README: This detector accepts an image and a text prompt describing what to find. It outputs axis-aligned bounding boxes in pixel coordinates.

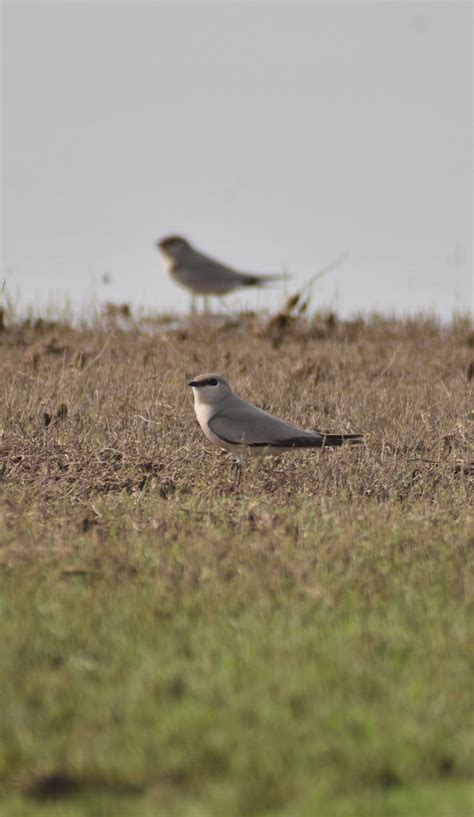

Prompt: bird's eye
[208,378,218,386]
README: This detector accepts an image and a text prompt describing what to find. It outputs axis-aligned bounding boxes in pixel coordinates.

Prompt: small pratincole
[157,236,285,311]
[188,373,362,481]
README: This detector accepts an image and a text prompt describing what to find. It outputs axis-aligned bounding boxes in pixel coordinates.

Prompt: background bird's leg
[190,294,197,315]
[203,295,210,314]
[218,296,232,315]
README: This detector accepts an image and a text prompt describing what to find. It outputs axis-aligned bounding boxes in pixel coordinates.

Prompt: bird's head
[187,373,232,405]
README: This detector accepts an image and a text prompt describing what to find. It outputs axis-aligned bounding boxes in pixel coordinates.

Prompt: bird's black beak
[188,380,199,387]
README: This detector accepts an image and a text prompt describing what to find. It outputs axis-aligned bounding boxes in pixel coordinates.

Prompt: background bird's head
[157,235,191,262]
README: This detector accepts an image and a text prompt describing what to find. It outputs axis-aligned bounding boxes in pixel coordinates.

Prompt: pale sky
[2,1,472,318]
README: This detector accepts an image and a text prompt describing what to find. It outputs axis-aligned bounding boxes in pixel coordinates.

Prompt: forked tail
[321,433,363,447]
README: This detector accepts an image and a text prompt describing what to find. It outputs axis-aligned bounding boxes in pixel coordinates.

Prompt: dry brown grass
[0,310,472,514]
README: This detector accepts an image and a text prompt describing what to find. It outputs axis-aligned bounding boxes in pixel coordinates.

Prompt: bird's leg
[203,295,210,314]
[231,458,243,488]
[190,294,197,315]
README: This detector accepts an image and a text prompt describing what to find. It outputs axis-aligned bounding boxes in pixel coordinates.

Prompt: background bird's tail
[244,273,287,287]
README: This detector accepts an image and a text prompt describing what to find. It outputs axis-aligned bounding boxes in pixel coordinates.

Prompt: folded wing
[183,250,284,292]
[209,401,360,449]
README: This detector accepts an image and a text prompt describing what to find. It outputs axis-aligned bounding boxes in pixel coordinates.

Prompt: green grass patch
[1,496,472,816]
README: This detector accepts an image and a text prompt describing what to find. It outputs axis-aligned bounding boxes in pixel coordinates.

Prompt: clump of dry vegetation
[0,306,472,817]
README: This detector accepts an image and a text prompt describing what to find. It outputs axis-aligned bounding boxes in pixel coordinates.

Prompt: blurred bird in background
[157,235,286,313]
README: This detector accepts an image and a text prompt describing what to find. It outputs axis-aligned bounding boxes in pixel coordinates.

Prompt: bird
[188,373,362,483]
[157,236,286,313]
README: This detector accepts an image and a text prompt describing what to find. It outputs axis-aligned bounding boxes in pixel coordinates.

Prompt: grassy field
[0,305,473,816]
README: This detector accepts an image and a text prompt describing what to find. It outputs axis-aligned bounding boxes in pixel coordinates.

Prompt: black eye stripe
[189,377,220,388]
